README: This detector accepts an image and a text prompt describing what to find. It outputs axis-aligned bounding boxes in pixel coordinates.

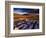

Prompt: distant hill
[13,13,39,22]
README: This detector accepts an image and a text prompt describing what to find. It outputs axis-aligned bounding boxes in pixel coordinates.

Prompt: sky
[13,8,39,14]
